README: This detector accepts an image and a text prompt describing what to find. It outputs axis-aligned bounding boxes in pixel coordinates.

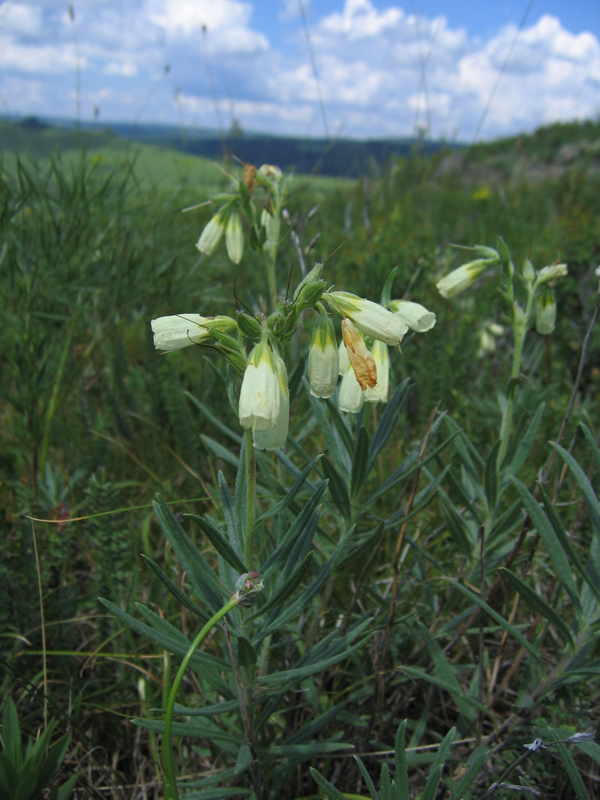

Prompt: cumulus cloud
[0,0,597,140]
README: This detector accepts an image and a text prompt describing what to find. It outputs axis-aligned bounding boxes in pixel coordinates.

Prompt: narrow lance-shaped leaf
[249,552,314,619]
[510,477,583,616]
[187,515,247,574]
[395,719,410,800]
[350,425,370,502]
[551,441,600,536]
[322,455,352,521]
[500,567,575,647]
[141,555,211,623]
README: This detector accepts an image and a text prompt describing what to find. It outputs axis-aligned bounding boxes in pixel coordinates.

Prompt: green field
[1,116,600,800]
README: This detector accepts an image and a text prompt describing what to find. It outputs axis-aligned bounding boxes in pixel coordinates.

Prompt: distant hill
[0,115,458,178]
[1,115,599,181]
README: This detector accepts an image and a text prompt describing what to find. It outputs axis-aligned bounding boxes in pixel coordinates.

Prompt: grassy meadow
[1,117,600,799]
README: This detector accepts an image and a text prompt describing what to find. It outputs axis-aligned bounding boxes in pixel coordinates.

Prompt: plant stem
[162,596,240,800]
[243,429,256,569]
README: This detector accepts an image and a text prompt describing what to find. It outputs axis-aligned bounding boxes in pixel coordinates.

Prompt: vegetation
[1,114,600,799]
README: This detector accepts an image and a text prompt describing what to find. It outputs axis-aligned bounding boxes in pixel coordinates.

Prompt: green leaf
[440,580,543,663]
[185,392,242,445]
[499,568,575,647]
[218,472,242,559]
[355,755,380,800]
[395,720,410,800]
[254,455,322,524]
[452,745,490,800]
[200,435,239,468]
[380,266,397,307]
[322,455,352,520]
[438,494,474,556]
[309,767,348,800]
[235,744,251,774]
[141,555,211,623]
[551,441,600,535]
[580,423,600,471]
[538,483,600,605]
[187,515,247,574]
[249,552,313,620]
[367,378,411,472]
[306,384,351,476]
[350,426,370,502]
[548,727,590,800]
[502,403,545,476]
[284,704,344,745]
[172,699,239,717]
[421,728,456,800]
[510,478,583,616]
[418,623,477,722]
[2,699,21,769]
[153,494,226,612]
[325,397,356,459]
[237,636,257,667]
[258,633,371,687]
[484,440,500,511]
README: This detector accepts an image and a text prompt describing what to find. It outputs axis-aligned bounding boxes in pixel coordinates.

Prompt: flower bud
[234,571,265,607]
[308,312,339,398]
[225,210,244,264]
[535,287,556,334]
[236,311,263,341]
[536,263,568,285]
[522,258,535,285]
[389,299,436,332]
[436,259,492,298]
[295,279,326,312]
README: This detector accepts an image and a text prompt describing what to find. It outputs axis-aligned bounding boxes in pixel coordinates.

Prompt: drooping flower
[225,210,244,264]
[327,291,407,346]
[308,312,339,398]
[535,287,557,335]
[151,314,210,351]
[253,355,289,451]
[436,259,491,298]
[389,299,436,332]
[338,365,365,414]
[364,340,390,403]
[239,342,280,432]
[477,322,504,359]
[341,319,377,390]
[196,209,226,256]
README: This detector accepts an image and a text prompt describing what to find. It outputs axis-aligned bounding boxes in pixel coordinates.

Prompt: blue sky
[0,0,598,141]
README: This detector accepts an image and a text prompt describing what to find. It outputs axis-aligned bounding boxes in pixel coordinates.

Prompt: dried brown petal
[243,163,256,192]
[341,318,377,390]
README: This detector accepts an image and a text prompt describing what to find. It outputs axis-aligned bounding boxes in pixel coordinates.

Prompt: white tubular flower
[389,300,436,332]
[436,259,491,298]
[338,366,365,414]
[535,287,557,335]
[258,164,282,182]
[338,339,350,375]
[364,340,390,404]
[260,208,277,242]
[308,312,339,398]
[536,263,568,285]
[196,210,225,256]
[151,314,210,351]
[328,291,407,346]
[151,315,236,352]
[239,343,280,432]
[225,210,244,264]
[253,355,289,451]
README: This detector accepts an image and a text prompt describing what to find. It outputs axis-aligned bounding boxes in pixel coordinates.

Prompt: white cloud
[0,0,598,141]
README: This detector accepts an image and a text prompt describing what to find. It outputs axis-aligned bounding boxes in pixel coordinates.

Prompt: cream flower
[225,210,244,264]
[327,291,407,346]
[364,340,390,403]
[151,314,210,351]
[535,287,557,335]
[389,300,436,332]
[338,366,365,414]
[253,355,289,451]
[436,259,491,298]
[196,210,226,256]
[308,313,339,399]
[239,343,280,432]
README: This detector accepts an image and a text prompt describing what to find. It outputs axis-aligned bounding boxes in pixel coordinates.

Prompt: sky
[0,0,598,142]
